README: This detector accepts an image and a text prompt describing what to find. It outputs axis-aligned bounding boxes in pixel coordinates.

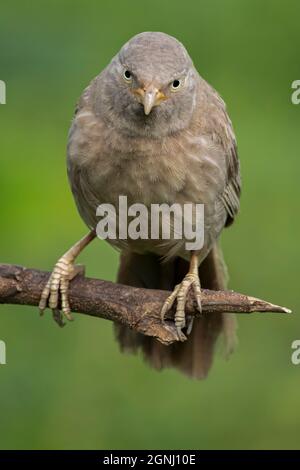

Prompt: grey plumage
[67,32,241,378]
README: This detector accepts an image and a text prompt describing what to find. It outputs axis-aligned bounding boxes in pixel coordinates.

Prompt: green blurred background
[0,0,299,450]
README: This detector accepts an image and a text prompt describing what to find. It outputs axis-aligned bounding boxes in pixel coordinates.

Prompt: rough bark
[0,263,291,345]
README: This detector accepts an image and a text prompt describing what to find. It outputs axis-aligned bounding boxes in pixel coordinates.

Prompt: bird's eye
[171,79,181,91]
[123,70,132,82]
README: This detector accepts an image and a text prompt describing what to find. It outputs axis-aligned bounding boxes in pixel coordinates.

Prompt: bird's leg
[39,230,96,326]
[161,251,202,341]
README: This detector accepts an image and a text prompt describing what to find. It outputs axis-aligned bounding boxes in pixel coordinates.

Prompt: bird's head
[97,32,198,137]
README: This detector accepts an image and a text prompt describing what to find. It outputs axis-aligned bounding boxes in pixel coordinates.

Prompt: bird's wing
[202,83,241,227]
[220,134,241,227]
[67,77,102,229]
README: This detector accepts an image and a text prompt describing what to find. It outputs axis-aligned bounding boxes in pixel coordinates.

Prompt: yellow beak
[133,86,167,115]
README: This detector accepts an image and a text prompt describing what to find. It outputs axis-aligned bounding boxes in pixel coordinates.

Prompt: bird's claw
[39,257,84,327]
[161,272,202,342]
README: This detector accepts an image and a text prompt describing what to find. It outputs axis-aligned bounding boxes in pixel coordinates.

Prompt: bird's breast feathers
[68,106,227,210]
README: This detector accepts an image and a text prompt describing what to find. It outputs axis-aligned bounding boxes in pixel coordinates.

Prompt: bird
[39,31,241,379]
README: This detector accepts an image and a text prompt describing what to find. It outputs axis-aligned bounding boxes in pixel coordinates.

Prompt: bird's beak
[143,88,158,115]
[133,85,167,115]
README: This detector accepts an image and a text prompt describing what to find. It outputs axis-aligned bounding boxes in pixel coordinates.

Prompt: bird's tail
[114,244,237,379]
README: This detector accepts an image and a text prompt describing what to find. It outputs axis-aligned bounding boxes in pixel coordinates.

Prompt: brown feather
[115,244,236,379]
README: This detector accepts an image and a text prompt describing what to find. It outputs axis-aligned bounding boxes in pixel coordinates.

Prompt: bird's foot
[161,271,202,342]
[39,257,84,327]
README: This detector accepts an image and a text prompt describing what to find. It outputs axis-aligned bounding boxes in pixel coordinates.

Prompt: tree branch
[0,263,291,345]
